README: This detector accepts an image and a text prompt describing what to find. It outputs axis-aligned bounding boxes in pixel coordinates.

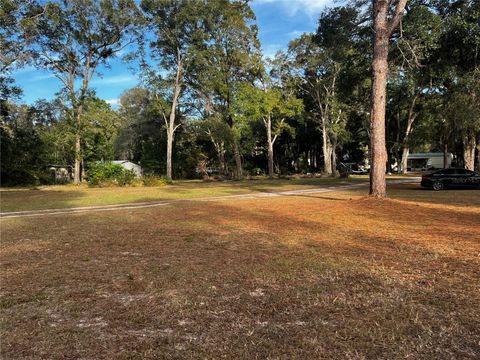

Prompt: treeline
[1,0,479,186]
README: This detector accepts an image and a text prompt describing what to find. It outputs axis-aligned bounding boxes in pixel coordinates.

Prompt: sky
[12,0,333,107]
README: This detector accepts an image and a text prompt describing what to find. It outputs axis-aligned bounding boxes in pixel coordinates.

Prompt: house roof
[111,160,140,166]
[47,164,73,168]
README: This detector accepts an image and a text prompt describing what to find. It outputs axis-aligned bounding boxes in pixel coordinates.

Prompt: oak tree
[24,0,140,183]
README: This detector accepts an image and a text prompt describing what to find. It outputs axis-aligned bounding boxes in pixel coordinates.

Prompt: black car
[421,168,480,191]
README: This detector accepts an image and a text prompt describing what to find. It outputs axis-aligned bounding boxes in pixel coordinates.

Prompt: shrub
[116,168,137,186]
[0,168,50,186]
[142,174,169,187]
[87,162,136,187]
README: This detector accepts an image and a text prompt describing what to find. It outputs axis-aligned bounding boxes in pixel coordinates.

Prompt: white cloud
[105,98,120,106]
[32,74,55,81]
[91,75,137,85]
[288,30,311,38]
[262,43,283,60]
[253,0,332,17]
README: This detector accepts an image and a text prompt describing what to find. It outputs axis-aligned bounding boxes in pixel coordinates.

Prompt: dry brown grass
[1,186,479,359]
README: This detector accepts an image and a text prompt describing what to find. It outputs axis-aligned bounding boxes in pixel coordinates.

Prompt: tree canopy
[1,0,479,186]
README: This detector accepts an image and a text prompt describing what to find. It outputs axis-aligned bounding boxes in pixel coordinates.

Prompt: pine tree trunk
[369,2,390,197]
[464,135,476,171]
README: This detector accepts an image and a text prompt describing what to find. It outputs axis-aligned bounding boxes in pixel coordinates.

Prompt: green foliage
[82,98,121,163]
[0,0,43,102]
[234,81,303,147]
[17,0,142,182]
[141,0,207,74]
[26,0,141,86]
[86,162,136,187]
[3,0,480,184]
[0,101,53,186]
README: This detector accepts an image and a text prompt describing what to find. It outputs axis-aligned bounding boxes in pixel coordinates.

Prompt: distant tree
[283,23,354,176]
[23,0,140,183]
[234,80,303,178]
[444,76,480,171]
[193,0,262,179]
[117,87,163,170]
[141,0,207,180]
[432,0,480,170]
[282,34,336,175]
[82,98,121,163]
[389,4,441,173]
[196,115,233,175]
[0,99,59,185]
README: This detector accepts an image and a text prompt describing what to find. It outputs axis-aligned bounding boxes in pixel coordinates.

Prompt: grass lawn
[0,176,369,212]
[1,183,479,358]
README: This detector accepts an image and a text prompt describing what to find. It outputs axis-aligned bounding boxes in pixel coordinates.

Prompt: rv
[407,152,453,171]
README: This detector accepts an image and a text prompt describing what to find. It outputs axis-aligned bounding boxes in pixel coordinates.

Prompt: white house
[111,160,143,177]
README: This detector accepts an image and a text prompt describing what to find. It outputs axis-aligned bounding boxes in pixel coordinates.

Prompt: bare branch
[387,0,408,36]
[163,113,168,127]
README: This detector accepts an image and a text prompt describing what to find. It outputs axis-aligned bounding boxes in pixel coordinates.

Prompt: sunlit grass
[0,176,366,212]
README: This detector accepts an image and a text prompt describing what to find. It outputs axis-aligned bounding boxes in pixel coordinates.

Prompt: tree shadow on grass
[0,189,89,212]
[0,176,370,214]
[1,196,479,359]
[385,183,480,208]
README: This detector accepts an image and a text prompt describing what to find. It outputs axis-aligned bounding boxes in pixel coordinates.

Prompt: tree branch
[387,0,408,36]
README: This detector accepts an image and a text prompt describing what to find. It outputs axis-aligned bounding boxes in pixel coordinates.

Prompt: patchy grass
[0,176,366,212]
[1,184,479,359]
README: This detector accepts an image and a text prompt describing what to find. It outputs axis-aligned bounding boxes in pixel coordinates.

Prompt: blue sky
[12,0,333,106]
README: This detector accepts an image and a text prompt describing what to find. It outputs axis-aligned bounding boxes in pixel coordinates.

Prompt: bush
[142,174,169,187]
[87,162,136,187]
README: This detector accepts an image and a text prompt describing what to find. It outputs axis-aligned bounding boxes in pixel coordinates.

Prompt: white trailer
[407,152,453,171]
